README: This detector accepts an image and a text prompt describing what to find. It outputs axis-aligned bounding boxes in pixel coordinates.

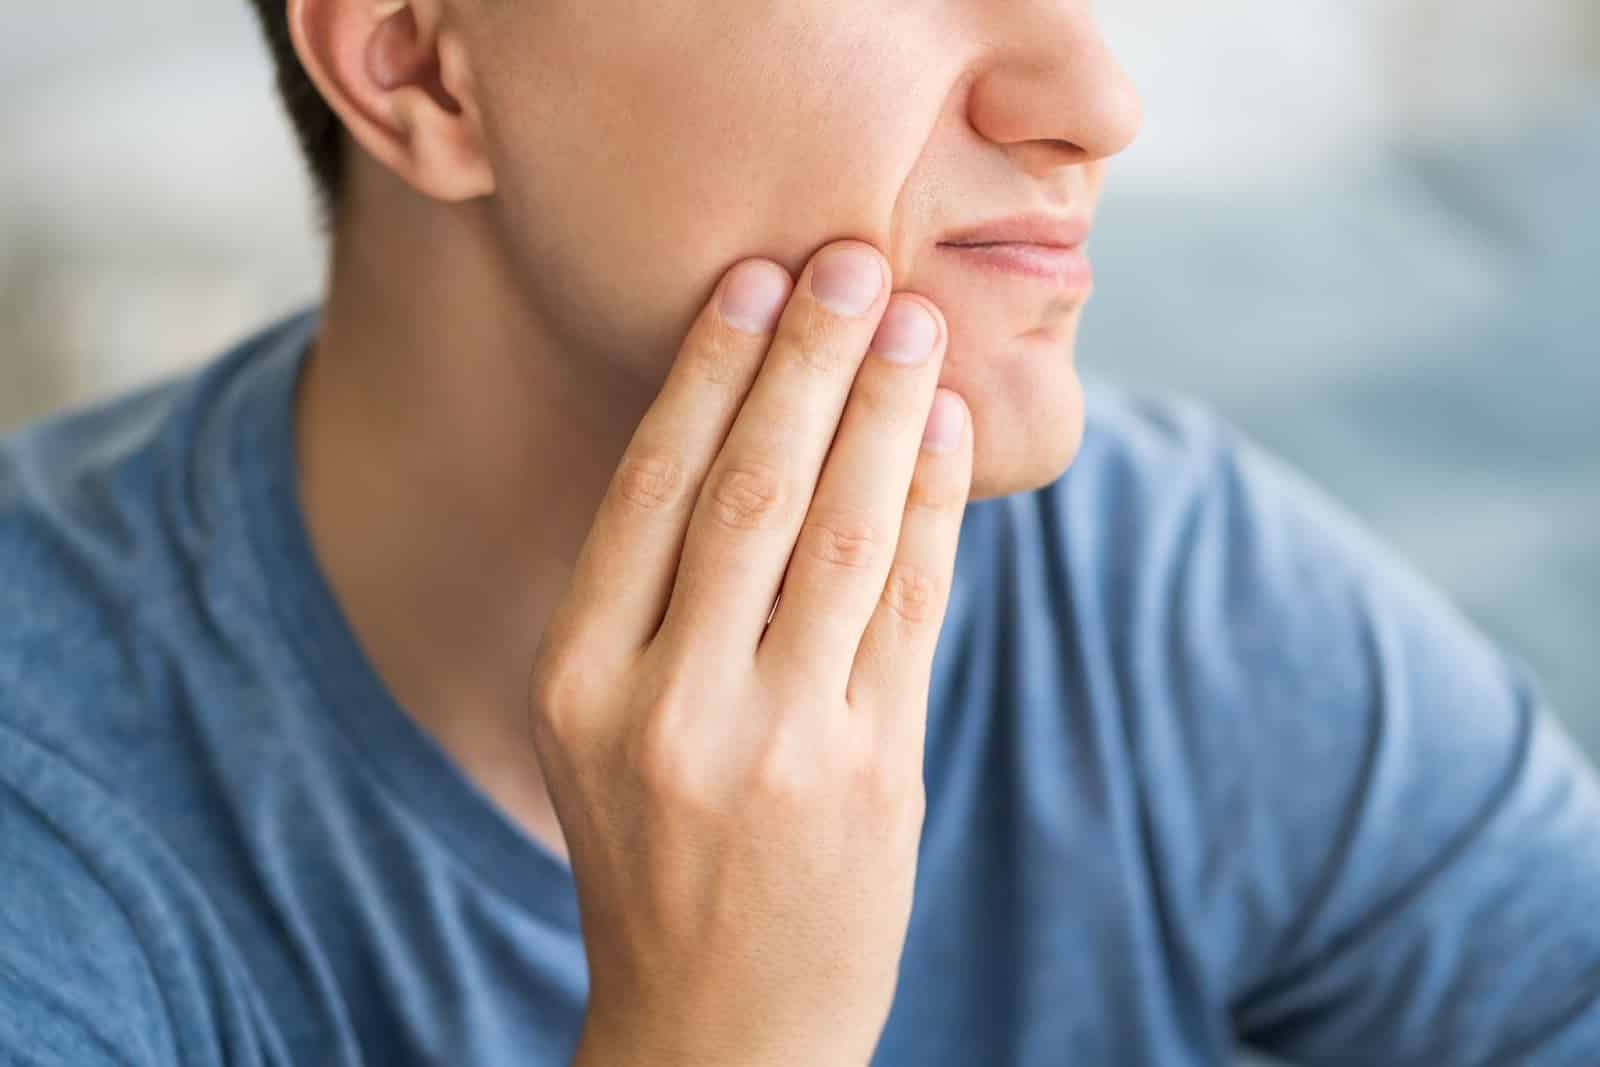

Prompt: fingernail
[720,260,790,334]
[922,389,964,453]
[871,300,938,366]
[811,244,885,316]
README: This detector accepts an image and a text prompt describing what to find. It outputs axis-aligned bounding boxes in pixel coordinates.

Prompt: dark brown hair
[245,1,345,216]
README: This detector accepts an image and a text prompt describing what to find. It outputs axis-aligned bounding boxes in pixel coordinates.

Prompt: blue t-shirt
[3,308,1599,1066]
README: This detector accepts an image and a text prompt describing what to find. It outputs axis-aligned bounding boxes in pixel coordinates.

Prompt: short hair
[245,0,345,217]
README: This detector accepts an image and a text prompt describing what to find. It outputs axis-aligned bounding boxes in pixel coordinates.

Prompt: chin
[964,368,1086,502]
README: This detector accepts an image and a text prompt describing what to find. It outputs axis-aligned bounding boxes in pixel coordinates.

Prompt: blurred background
[2,7,1596,758]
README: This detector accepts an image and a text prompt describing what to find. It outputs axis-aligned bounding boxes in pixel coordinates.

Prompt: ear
[287,0,496,202]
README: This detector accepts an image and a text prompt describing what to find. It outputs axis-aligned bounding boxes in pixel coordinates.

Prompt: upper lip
[938,213,1092,249]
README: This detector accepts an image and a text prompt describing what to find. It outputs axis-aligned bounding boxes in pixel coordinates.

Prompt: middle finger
[656,238,891,659]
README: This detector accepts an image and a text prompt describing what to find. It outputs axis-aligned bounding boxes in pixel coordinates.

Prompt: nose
[965,8,1144,171]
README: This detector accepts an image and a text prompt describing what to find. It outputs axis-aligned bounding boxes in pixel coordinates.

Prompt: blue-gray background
[1084,99,1600,756]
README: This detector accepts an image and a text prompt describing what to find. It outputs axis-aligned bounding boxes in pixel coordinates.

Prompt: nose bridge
[966,3,1144,164]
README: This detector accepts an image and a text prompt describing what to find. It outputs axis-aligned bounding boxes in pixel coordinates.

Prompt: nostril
[1011,138,1086,176]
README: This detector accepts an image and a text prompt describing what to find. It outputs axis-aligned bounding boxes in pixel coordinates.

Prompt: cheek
[598,8,948,247]
[471,8,951,376]
[635,31,947,277]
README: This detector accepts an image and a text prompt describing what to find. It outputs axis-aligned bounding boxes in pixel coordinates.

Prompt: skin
[540,242,973,1065]
[284,2,1139,1052]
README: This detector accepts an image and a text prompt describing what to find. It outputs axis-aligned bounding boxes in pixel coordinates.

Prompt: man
[3,0,1597,1063]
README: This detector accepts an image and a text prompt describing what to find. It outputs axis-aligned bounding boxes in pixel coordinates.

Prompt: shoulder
[0,372,198,731]
[0,380,203,978]
[0,370,189,576]
[0,311,316,804]
[0,322,310,1063]
[0,728,181,1064]
[1,374,180,693]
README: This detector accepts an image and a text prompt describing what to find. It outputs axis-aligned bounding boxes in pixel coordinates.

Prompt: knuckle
[629,699,711,805]
[798,509,881,570]
[529,647,596,739]
[881,560,940,625]
[843,727,918,823]
[748,712,835,808]
[614,449,686,513]
[870,371,921,422]
[850,367,922,425]
[773,302,849,376]
[688,325,749,387]
[851,750,901,817]
[706,460,787,531]
[751,738,818,808]
[905,462,970,514]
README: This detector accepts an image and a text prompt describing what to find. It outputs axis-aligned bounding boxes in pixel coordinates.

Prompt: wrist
[573,1011,831,1067]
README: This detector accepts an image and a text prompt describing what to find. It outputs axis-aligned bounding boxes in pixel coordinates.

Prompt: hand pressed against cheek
[465,0,1137,499]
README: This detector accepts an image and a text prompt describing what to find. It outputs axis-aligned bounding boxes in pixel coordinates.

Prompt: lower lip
[936,242,1093,289]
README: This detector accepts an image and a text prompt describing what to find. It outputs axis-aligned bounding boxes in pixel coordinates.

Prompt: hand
[531,239,973,1067]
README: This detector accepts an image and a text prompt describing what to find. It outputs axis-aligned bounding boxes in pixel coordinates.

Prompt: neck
[293,170,655,839]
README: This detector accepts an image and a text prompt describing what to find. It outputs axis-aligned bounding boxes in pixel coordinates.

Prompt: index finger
[549,259,794,660]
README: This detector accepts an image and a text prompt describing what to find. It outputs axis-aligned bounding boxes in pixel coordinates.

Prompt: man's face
[460,0,1141,500]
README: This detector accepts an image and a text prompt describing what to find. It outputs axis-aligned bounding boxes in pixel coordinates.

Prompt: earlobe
[287,0,495,204]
